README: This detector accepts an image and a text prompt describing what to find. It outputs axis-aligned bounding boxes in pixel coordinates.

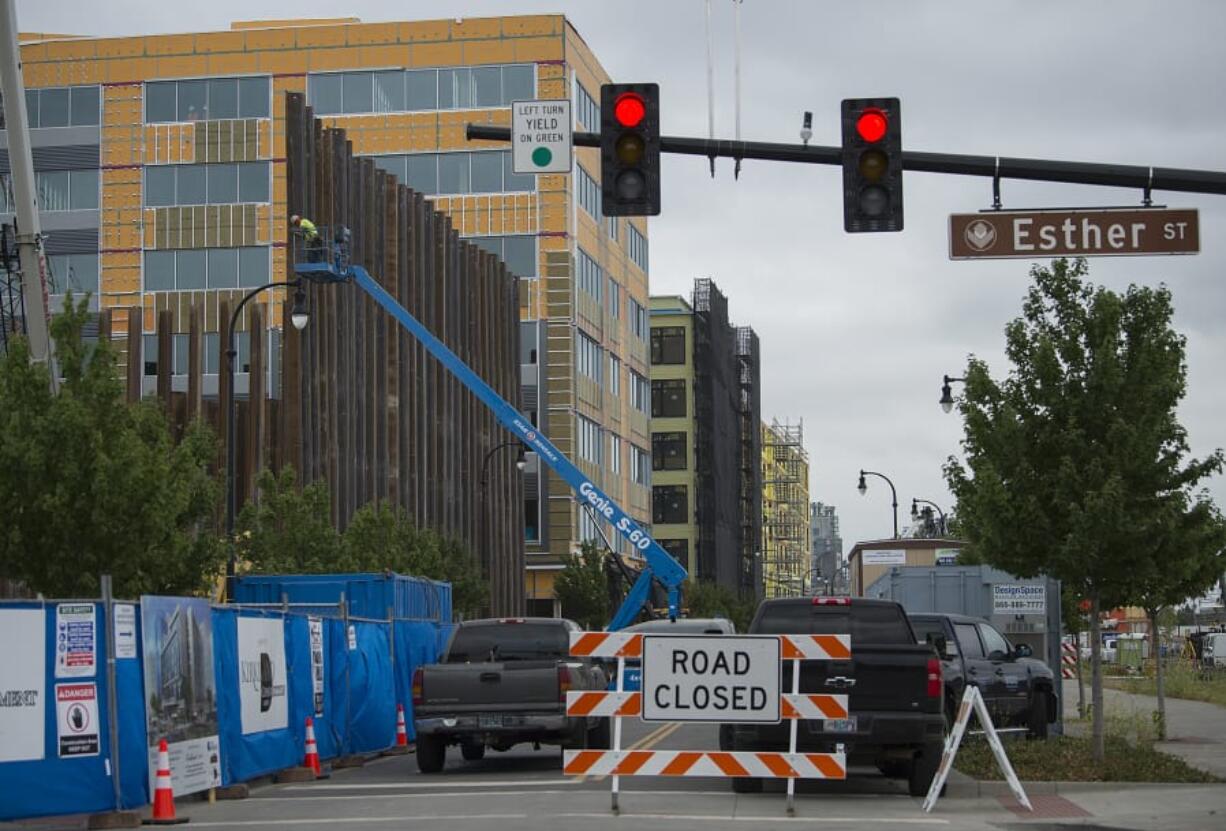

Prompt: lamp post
[858,469,899,539]
[225,279,309,599]
[940,374,966,413]
[480,441,526,614]
[911,497,947,536]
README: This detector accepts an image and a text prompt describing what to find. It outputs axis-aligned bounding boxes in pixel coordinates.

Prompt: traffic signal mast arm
[294,259,689,630]
[467,124,1226,196]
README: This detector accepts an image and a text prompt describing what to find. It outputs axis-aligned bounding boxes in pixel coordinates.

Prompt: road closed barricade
[565,630,851,814]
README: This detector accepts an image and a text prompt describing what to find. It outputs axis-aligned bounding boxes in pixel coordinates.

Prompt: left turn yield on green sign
[512,99,572,175]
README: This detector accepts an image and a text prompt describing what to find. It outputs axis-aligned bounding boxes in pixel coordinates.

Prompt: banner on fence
[0,608,45,763]
[141,596,221,796]
[309,618,325,717]
[55,683,99,757]
[238,617,287,734]
[56,603,96,678]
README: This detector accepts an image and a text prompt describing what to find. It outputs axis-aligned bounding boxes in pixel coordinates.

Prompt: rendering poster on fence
[55,603,96,678]
[308,617,325,717]
[140,597,221,795]
[55,683,99,757]
[237,617,288,734]
[0,608,45,762]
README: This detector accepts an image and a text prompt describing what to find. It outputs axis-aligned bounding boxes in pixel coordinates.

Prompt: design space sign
[56,603,96,678]
[56,683,99,757]
[238,617,288,734]
[0,608,46,762]
[641,635,780,723]
[993,584,1046,614]
[862,549,906,566]
[950,208,1199,259]
[512,99,573,174]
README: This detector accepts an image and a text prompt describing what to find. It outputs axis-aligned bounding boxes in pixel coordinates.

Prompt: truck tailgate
[788,645,935,712]
[420,661,560,713]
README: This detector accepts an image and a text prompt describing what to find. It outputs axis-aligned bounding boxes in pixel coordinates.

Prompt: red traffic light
[855,108,888,143]
[613,92,647,128]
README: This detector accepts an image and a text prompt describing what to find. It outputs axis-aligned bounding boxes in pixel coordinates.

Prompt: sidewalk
[1062,677,1226,778]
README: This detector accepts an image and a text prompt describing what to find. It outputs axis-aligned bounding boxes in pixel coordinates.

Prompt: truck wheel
[1027,690,1050,740]
[907,746,941,798]
[588,717,611,749]
[461,741,486,761]
[731,776,763,794]
[416,734,446,774]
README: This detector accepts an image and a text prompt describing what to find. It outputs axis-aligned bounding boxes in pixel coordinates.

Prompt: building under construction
[762,419,810,598]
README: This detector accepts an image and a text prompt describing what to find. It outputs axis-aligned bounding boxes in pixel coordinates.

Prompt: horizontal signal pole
[466,123,1226,196]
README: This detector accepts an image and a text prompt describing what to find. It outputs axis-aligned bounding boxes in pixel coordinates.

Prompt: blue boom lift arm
[295,256,688,629]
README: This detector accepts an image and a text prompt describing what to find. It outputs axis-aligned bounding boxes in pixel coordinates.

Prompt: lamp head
[290,283,309,331]
[516,448,526,471]
[857,472,867,496]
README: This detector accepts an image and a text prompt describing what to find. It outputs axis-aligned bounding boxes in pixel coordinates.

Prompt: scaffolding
[762,418,810,598]
[0,223,25,357]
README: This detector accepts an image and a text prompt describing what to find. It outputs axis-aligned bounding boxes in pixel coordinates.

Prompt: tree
[554,542,609,629]
[943,258,1225,762]
[0,297,224,598]
[235,466,341,574]
[684,579,757,633]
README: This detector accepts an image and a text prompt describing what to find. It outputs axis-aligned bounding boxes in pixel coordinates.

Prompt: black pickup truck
[411,618,609,773]
[908,613,1057,738]
[722,597,946,796]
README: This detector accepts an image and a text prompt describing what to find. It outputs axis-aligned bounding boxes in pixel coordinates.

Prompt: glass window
[143,334,158,376]
[503,65,534,103]
[173,333,189,375]
[176,165,207,204]
[144,250,176,291]
[38,88,70,127]
[438,153,469,194]
[176,249,207,290]
[472,66,501,108]
[405,154,438,195]
[73,254,99,294]
[652,432,687,471]
[406,70,437,110]
[37,170,70,211]
[145,82,176,123]
[237,162,268,202]
[374,155,407,181]
[206,78,238,120]
[651,378,686,418]
[177,80,207,121]
[651,326,686,365]
[503,151,533,192]
[69,169,99,210]
[470,151,503,193]
[207,163,238,204]
[660,538,688,564]
[439,68,471,109]
[24,89,38,127]
[978,624,1011,658]
[238,247,269,287]
[70,86,100,126]
[342,72,373,114]
[503,236,535,277]
[310,74,343,115]
[203,332,220,374]
[653,485,688,525]
[238,77,270,119]
[145,166,176,206]
[373,70,405,112]
[954,623,985,659]
[207,248,238,288]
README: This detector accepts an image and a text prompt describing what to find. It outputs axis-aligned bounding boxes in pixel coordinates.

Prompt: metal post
[341,592,351,756]
[101,575,123,811]
[611,654,624,814]
[786,656,799,816]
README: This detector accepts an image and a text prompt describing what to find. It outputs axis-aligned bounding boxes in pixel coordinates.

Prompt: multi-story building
[809,502,843,593]
[648,279,761,598]
[6,15,652,616]
[761,419,810,598]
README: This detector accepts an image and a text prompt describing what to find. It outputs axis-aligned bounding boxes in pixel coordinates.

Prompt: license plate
[823,717,857,733]
[478,714,503,729]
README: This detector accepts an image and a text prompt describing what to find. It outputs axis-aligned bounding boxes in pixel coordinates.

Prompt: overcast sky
[20,0,1226,560]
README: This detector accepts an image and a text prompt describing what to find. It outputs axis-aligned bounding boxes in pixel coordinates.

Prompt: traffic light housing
[841,98,903,232]
[601,83,660,216]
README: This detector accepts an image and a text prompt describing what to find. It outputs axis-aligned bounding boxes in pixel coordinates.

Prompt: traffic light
[841,98,903,232]
[601,83,660,216]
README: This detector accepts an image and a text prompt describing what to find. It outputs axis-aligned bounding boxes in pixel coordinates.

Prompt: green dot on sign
[532,146,553,167]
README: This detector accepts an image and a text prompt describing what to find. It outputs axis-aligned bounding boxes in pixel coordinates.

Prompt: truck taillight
[558,664,573,702]
[926,657,942,698]
[812,597,850,605]
[412,667,424,707]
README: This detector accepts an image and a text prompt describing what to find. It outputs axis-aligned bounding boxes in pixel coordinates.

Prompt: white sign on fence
[55,603,96,678]
[308,617,325,717]
[511,99,572,174]
[641,635,780,723]
[113,603,137,659]
[862,549,906,566]
[56,682,99,757]
[993,584,1046,614]
[237,617,288,735]
[0,608,45,762]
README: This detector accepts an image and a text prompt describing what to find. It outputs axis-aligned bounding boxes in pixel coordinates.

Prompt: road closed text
[641,635,780,723]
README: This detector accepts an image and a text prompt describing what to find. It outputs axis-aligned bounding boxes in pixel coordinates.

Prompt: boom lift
[295,240,687,630]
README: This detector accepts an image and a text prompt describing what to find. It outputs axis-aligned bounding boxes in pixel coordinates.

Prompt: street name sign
[512,99,572,174]
[641,635,780,723]
[950,208,1198,259]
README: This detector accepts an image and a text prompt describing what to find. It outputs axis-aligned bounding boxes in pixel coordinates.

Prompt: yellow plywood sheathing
[461,39,516,65]
[295,26,348,48]
[502,15,563,37]
[193,30,247,53]
[241,27,297,51]
[397,20,452,43]
[345,22,398,45]
[409,40,462,67]
[308,47,364,72]
[450,18,503,40]
[258,50,309,74]
[513,37,563,62]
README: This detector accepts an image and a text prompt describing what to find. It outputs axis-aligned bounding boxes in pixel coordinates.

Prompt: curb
[945,771,1222,798]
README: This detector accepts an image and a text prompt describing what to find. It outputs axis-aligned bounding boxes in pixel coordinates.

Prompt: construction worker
[290,214,322,262]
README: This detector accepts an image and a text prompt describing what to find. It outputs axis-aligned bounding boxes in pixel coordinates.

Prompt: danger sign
[56,683,99,757]
[641,635,780,723]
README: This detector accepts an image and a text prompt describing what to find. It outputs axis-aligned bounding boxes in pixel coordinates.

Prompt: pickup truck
[411,617,609,773]
[721,597,945,796]
[909,613,1057,738]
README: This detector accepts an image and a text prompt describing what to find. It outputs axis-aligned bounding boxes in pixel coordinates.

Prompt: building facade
[809,502,843,593]
[6,15,651,616]
[648,279,761,598]
[761,419,810,598]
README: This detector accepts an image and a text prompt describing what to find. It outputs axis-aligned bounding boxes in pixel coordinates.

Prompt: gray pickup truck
[411,617,609,773]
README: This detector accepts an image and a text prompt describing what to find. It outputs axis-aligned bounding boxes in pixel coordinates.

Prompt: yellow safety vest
[298,218,319,240]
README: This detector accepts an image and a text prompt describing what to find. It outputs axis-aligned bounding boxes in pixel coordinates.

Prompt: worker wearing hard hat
[291,214,322,261]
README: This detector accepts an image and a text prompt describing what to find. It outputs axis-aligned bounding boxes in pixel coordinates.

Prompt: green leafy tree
[944,259,1224,761]
[554,542,609,629]
[684,579,757,633]
[0,296,224,598]
[235,466,341,573]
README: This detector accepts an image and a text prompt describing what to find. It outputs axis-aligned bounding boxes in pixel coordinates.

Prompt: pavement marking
[249,790,582,802]
[556,814,948,824]
[280,778,580,791]
[592,722,683,783]
[186,815,530,828]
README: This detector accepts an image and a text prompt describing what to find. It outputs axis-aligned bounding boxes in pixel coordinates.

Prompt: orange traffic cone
[304,717,322,777]
[395,704,408,747]
[143,738,189,825]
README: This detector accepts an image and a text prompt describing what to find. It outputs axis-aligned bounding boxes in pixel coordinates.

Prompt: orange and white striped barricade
[1061,641,1078,679]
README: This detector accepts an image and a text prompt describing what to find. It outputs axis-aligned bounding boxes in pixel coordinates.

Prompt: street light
[480,441,526,614]
[940,374,966,413]
[290,283,309,331]
[858,469,899,539]
[911,497,947,536]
